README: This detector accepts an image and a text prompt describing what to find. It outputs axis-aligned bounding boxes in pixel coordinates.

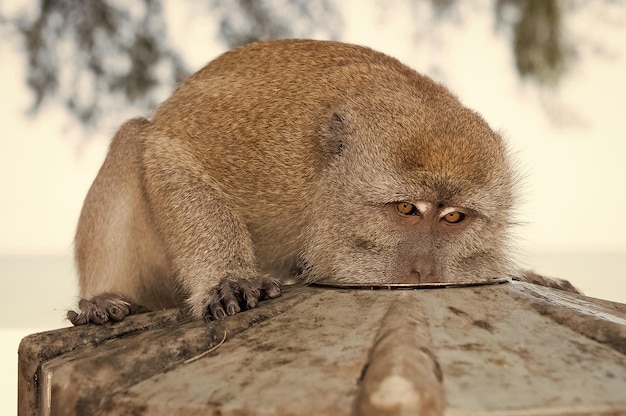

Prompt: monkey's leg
[71,119,179,325]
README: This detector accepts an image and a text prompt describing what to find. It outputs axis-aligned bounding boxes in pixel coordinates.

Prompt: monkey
[68,39,576,325]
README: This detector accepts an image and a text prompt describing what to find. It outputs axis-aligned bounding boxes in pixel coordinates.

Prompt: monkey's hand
[513,270,583,295]
[67,293,149,325]
[202,276,282,321]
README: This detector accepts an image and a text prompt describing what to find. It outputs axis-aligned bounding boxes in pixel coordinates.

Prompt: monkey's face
[380,200,476,283]
[301,186,514,285]
[301,89,517,285]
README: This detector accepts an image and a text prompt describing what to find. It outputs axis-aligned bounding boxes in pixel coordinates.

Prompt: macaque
[69,39,563,325]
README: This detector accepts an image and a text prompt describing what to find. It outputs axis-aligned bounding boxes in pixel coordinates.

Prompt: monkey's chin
[311,276,510,289]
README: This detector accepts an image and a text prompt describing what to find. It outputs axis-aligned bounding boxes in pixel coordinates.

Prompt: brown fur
[71,39,529,324]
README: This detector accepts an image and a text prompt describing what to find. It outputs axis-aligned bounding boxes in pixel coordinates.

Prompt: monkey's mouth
[311,276,510,290]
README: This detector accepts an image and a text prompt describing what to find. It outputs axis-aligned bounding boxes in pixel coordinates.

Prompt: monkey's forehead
[345,107,510,185]
[396,138,509,183]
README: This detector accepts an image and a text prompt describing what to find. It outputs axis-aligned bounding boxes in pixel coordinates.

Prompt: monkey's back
[144,40,506,269]
[148,40,441,213]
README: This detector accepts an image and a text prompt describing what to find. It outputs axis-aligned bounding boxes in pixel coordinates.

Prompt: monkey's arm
[142,137,281,320]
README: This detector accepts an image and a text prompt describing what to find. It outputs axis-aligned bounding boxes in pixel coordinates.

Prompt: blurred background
[1,0,625,413]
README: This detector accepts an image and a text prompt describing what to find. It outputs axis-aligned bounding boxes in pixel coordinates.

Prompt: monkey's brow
[382,190,425,201]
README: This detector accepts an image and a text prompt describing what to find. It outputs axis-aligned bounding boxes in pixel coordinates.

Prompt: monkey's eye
[395,202,419,216]
[442,211,466,224]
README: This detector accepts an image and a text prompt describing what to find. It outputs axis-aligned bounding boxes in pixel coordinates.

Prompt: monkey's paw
[515,271,583,295]
[204,277,282,321]
[67,294,147,325]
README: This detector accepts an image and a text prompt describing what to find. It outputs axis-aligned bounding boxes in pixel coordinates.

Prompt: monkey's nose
[397,256,438,284]
[397,270,424,284]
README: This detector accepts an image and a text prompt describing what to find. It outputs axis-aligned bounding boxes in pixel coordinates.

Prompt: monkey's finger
[206,287,227,320]
[67,310,88,326]
[237,281,261,310]
[107,304,129,322]
[260,280,282,299]
[128,304,150,315]
[90,309,109,324]
[92,296,131,322]
[218,281,241,316]
[77,298,109,324]
[208,301,227,320]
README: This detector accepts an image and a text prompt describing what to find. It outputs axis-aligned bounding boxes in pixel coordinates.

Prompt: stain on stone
[251,342,275,353]
[507,346,531,360]
[457,342,486,351]
[205,400,223,410]
[487,357,509,367]
[268,358,294,366]
[570,340,592,355]
[309,356,327,367]
[277,345,307,354]
[448,306,468,316]
[419,346,444,383]
[473,319,494,333]
[445,360,470,378]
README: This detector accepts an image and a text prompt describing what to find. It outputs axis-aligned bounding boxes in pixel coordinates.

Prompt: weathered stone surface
[18,281,626,415]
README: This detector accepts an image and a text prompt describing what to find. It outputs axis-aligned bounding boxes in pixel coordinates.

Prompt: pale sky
[1,1,625,256]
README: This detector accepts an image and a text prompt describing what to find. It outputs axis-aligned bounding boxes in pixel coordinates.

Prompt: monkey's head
[301,69,518,285]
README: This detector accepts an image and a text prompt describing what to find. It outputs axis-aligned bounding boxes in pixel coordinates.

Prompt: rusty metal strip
[312,277,509,290]
[354,291,445,416]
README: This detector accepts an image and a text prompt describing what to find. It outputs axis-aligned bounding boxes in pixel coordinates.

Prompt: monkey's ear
[320,112,348,156]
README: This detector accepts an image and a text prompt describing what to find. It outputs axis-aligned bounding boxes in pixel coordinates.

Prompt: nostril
[411,256,439,283]
[394,269,422,284]
[410,269,422,283]
[396,256,439,284]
